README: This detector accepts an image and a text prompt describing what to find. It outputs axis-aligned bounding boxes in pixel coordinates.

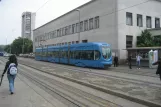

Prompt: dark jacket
[153,60,161,74]
[3,61,18,75]
[114,56,118,62]
[128,56,132,62]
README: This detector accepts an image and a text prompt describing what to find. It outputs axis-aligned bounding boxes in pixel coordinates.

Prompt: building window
[137,14,143,27]
[48,33,50,39]
[51,31,54,38]
[95,16,99,28]
[49,33,51,39]
[68,25,72,34]
[76,41,79,44]
[72,24,75,34]
[146,16,152,28]
[26,19,30,24]
[84,20,88,31]
[65,27,68,35]
[154,35,161,46]
[49,32,52,39]
[89,18,94,30]
[82,40,88,43]
[76,23,80,33]
[62,27,65,36]
[126,12,133,26]
[54,31,56,38]
[126,35,133,48]
[68,42,71,45]
[59,29,62,37]
[45,34,48,40]
[80,21,83,32]
[155,18,160,28]
[57,29,59,37]
[72,41,75,44]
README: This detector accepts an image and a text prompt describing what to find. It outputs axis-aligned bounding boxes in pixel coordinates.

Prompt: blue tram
[35,42,112,68]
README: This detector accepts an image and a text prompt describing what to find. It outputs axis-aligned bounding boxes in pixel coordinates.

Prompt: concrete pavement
[17,58,161,107]
[0,64,54,107]
[1,57,161,107]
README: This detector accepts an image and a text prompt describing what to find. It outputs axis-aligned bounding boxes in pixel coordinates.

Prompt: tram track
[19,70,83,107]
[18,57,157,78]
[1,57,161,107]
[0,57,122,107]
[17,58,161,86]
[19,65,120,107]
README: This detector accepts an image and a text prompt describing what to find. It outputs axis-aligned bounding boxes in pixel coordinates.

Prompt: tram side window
[94,51,100,60]
[38,52,40,56]
[41,52,43,56]
[41,52,44,56]
[45,51,47,57]
[61,51,64,58]
[39,52,42,56]
[52,51,59,58]
[86,51,94,60]
[48,52,52,57]
[74,50,94,60]
[47,52,49,57]
[52,51,55,57]
[61,51,66,58]
[60,50,67,58]
[70,51,75,59]
[75,51,80,59]
[80,51,86,60]
[59,51,62,58]
[35,52,38,56]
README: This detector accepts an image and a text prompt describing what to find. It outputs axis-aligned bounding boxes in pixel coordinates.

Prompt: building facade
[21,12,36,41]
[148,28,161,36]
[33,0,161,62]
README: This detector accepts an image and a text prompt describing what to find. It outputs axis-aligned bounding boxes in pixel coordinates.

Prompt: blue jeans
[7,74,16,93]
[136,61,140,68]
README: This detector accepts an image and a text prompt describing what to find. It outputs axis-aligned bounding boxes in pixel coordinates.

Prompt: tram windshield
[102,46,111,59]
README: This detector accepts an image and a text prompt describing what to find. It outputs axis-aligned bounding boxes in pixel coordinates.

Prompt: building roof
[33,0,95,31]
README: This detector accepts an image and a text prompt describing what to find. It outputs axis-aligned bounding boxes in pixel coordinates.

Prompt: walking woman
[2,55,18,94]
[153,58,161,81]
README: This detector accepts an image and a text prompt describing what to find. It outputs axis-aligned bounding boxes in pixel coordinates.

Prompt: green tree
[153,35,161,46]
[137,29,154,47]
[4,37,33,55]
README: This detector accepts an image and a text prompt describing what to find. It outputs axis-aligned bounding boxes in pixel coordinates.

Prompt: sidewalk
[0,64,54,107]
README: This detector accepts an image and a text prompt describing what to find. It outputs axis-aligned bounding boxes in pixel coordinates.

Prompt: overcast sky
[0,0,91,45]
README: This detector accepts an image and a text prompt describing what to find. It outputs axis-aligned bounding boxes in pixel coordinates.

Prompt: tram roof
[47,42,111,48]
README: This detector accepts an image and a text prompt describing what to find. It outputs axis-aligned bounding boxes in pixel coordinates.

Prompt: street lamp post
[76,9,80,43]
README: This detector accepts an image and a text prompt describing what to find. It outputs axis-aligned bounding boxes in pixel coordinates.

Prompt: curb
[20,62,161,107]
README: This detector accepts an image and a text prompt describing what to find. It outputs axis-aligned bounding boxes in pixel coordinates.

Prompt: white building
[33,0,161,63]
[22,12,36,41]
